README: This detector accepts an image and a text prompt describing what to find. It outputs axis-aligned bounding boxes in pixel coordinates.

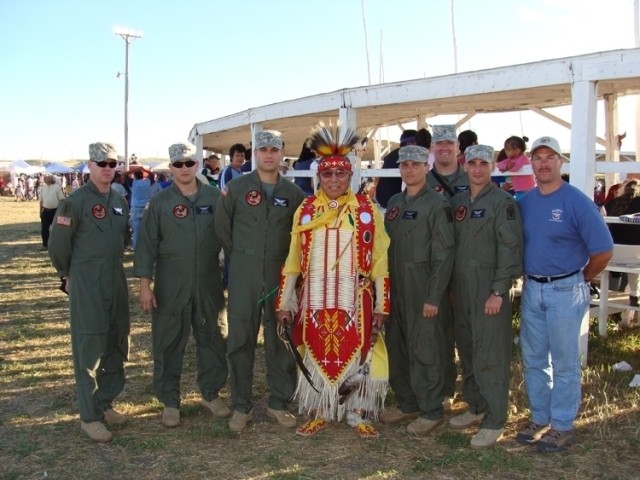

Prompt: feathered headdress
[307,122,361,172]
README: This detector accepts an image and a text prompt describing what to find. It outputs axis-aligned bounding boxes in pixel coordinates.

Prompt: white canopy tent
[74,163,90,174]
[146,161,171,172]
[45,162,75,174]
[0,161,14,171]
[3,159,44,175]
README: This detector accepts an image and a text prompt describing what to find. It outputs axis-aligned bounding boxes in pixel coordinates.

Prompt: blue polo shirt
[519,182,613,277]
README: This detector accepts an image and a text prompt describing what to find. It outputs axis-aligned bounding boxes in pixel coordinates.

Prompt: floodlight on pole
[114,27,143,171]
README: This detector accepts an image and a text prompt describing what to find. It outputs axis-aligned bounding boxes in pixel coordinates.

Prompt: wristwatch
[491,290,503,297]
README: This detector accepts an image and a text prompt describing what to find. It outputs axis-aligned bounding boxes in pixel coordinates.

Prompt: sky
[0,0,638,161]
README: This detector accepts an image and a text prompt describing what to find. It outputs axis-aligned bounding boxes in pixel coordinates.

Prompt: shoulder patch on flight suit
[402,210,418,220]
[92,204,106,219]
[386,206,400,221]
[56,216,71,226]
[454,206,467,222]
[112,207,124,216]
[196,205,213,214]
[471,209,485,218]
[173,204,189,218]
[506,205,516,220]
[272,197,289,207]
[246,190,262,206]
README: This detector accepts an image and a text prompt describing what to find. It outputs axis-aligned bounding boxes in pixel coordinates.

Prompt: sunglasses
[319,169,350,179]
[93,160,117,168]
[172,160,197,168]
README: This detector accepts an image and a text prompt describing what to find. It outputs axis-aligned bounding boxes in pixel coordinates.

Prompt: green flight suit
[48,181,130,423]
[451,184,523,429]
[426,166,469,399]
[384,185,455,420]
[133,181,228,408]
[214,171,304,413]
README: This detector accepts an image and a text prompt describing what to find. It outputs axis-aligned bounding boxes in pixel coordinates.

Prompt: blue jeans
[130,206,145,250]
[520,272,589,431]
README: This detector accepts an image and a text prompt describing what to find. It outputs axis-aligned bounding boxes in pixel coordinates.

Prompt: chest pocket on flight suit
[467,210,496,267]
[158,205,190,257]
[402,212,429,264]
[232,199,261,254]
[194,204,216,245]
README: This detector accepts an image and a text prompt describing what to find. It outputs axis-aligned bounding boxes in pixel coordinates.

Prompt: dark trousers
[40,207,57,247]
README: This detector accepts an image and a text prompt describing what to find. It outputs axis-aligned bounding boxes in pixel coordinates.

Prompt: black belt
[526,270,580,283]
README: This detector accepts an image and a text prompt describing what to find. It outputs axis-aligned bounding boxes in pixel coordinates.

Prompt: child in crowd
[457,130,478,166]
[497,135,536,200]
[492,149,511,193]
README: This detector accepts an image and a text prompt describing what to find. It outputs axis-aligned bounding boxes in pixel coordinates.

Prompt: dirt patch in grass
[1,197,639,479]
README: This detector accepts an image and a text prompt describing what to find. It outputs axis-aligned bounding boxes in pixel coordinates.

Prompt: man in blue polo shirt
[516,136,613,453]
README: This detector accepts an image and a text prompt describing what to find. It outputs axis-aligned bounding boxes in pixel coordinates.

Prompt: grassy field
[0,196,639,480]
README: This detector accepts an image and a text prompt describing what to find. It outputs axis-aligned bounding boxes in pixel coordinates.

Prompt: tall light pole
[450,0,458,74]
[635,0,639,165]
[114,27,142,171]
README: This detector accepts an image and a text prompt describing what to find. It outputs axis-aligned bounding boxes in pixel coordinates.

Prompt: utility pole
[114,27,142,171]
[361,0,372,86]
[451,0,458,74]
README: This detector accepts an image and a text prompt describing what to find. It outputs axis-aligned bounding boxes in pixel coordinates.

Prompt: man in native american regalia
[276,124,391,439]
